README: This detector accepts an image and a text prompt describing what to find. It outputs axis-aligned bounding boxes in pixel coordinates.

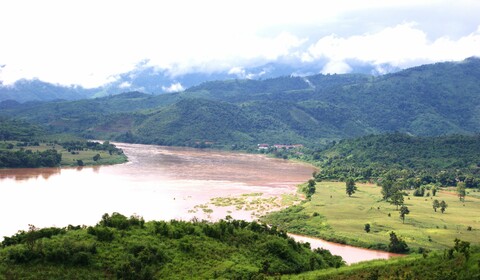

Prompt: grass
[276,248,480,279]
[0,141,128,167]
[60,148,127,166]
[262,181,480,251]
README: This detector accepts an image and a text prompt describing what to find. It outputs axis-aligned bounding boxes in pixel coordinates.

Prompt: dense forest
[286,133,480,185]
[0,213,344,279]
[1,58,479,147]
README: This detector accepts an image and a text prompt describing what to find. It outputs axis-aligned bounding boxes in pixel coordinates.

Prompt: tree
[93,153,101,162]
[399,205,410,224]
[303,179,316,199]
[440,200,448,213]
[454,238,471,260]
[381,180,396,200]
[364,223,370,233]
[390,191,404,210]
[413,187,425,197]
[345,178,357,197]
[457,182,466,202]
[388,231,409,253]
[432,199,440,212]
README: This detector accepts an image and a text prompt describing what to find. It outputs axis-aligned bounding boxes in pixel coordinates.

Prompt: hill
[0,79,98,103]
[305,133,480,185]
[1,58,480,147]
[0,213,343,279]
[0,61,392,103]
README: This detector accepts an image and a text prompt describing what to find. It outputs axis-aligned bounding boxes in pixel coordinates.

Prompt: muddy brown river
[0,143,401,264]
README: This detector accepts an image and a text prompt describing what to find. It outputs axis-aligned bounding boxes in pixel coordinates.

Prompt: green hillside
[0,213,343,279]
[305,133,480,184]
[1,58,480,147]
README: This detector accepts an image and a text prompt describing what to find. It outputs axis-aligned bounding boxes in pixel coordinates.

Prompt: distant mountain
[0,61,400,103]
[0,79,99,103]
[1,58,479,147]
[87,59,400,95]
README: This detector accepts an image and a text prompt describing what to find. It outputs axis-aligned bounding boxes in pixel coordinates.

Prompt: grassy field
[262,181,480,251]
[0,141,127,167]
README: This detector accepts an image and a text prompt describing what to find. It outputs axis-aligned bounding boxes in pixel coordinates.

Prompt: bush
[87,226,114,242]
[388,232,409,253]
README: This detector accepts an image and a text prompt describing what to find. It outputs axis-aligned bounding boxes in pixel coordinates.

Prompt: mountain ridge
[1,57,479,147]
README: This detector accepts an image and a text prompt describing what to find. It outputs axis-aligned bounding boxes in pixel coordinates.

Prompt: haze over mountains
[1,57,479,147]
[0,60,398,103]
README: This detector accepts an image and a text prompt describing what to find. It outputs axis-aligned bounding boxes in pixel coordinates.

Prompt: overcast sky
[0,0,479,88]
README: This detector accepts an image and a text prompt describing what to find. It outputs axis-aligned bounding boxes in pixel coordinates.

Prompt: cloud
[321,61,352,74]
[228,67,246,78]
[162,82,185,93]
[118,81,132,89]
[303,23,480,73]
[0,1,479,86]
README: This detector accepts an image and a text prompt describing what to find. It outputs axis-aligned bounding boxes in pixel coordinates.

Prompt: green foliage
[345,178,357,197]
[0,213,344,279]
[288,239,480,279]
[302,179,316,199]
[364,223,370,233]
[388,231,409,253]
[2,58,480,148]
[457,182,467,201]
[432,199,440,212]
[261,205,329,237]
[0,118,45,141]
[0,118,126,168]
[311,133,480,187]
[440,200,448,213]
[97,212,145,230]
[399,206,410,224]
[0,149,62,168]
[390,191,404,210]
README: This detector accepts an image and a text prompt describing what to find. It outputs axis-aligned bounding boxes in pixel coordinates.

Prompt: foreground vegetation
[283,242,480,279]
[262,182,480,252]
[0,213,344,279]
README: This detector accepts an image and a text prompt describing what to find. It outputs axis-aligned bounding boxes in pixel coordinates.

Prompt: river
[0,143,400,264]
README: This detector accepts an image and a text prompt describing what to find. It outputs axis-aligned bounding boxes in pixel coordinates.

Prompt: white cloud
[321,61,352,74]
[118,81,132,89]
[162,82,185,93]
[228,67,246,78]
[304,23,480,72]
[0,0,479,86]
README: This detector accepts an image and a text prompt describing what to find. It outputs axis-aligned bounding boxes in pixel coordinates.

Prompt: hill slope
[0,213,343,279]
[1,58,479,147]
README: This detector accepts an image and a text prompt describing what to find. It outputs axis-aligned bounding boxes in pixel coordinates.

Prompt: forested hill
[0,213,344,279]
[310,133,480,185]
[1,58,479,147]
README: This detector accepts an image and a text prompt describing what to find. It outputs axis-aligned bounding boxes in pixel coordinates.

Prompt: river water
[0,143,400,264]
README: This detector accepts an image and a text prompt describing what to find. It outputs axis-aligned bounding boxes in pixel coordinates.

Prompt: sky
[0,0,479,88]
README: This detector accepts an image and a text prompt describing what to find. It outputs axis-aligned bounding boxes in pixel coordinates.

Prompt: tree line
[0,149,61,168]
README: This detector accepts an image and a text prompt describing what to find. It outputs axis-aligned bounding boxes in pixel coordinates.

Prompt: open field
[0,141,127,167]
[263,181,480,251]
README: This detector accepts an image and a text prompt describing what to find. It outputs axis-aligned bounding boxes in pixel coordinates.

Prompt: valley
[1,58,480,278]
